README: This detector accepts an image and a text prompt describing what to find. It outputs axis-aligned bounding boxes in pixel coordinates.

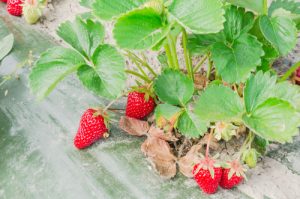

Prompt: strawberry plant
[29,0,300,194]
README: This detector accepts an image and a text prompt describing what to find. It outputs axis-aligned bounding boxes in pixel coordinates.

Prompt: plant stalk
[205,128,214,158]
[182,29,193,80]
[164,44,174,68]
[207,54,213,79]
[263,0,268,15]
[167,33,180,70]
[125,70,151,83]
[193,55,208,73]
[279,61,300,82]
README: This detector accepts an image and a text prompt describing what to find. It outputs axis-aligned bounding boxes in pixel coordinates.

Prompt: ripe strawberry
[74,109,108,149]
[7,0,23,16]
[220,160,246,189]
[125,91,156,119]
[296,67,300,85]
[193,157,223,194]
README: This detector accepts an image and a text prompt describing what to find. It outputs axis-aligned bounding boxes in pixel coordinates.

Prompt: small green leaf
[194,85,244,122]
[243,98,300,143]
[57,18,105,58]
[244,71,277,113]
[0,34,14,61]
[269,0,300,16]
[177,110,207,138]
[154,104,182,128]
[29,47,86,100]
[187,33,224,56]
[226,0,264,14]
[93,0,147,20]
[259,15,297,56]
[90,45,126,99]
[154,69,194,106]
[223,5,255,42]
[79,0,95,8]
[211,34,264,83]
[113,8,171,50]
[169,0,225,34]
[273,82,300,111]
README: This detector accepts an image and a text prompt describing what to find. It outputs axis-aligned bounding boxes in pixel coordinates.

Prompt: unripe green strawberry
[213,122,238,142]
[143,0,164,14]
[22,0,45,24]
[242,149,258,168]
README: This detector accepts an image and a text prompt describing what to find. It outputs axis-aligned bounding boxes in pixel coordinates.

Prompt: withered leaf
[141,137,177,179]
[194,73,207,90]
[178,144,203,178]
[148,125,178,142]
[199,134,220,150]
[119,116,149,136]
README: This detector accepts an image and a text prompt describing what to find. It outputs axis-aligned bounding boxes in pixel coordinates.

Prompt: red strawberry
[193,157,223,194]
[1,0,7,3]
[125,91,156,119]
[74,109,108,149]
[7,0,23,16]
[296,67,300,85]
[220,160,246,189]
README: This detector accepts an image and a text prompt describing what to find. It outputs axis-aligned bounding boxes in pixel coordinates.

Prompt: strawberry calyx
[129,84,157,103]
[90,107,111,131]
[193,157,221,179]
[223,160,247,180]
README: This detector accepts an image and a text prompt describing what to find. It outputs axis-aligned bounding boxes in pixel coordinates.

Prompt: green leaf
[211,34,264,83]
[29,47,86,100]
[157,52,169,69]
[168,0,225,34]
[57,18,105,58]
[226,0,264,14]
[259,15,297,56]
[223,5,255,42]
[113,8,171,50]
[187,33,224,56]
[177,110,207,138]
[194,85,244,122]
[273,82,300,111]
[252,135,268,155]
[154,69,194,106]
[79,0,95,8]
[88,45,126,99]
[244,71,277,113]
[93,0,147,20]
[0,34,14,61]
[269,0,300,16]
[243,98,300,143]
[154,104,182,127]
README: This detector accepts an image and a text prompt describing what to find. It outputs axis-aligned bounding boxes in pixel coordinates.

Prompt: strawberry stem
[279,61,300,82]
[205,128,214,158]
[193,54,208,73]
[237,131,254,160]
[206,54,213,79]
[182,28,193,81]
[125,70,152,83]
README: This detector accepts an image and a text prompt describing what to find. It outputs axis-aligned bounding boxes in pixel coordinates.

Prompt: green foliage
[155,103,182,123]
[189,6,264,83]
[258,16,297,56]
[226,0,264,14]
[57,18,105,58]
[0,34,14,61]
[252,135,268,155]
[113,8,171,50]
[168,0,225,34]
[177,110,207,138]
[154,69,194,106]
[30,18,126,100]
[244,72,277,113]
[195,85,244,122]
[79,0,95,8]
[243,98,300,143]
[211,34,264,83]
[93,0,147,20]
[29,47,86,100]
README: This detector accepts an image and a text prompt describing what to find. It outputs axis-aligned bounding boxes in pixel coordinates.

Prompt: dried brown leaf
[141,137,177,179]
[119,116,149,136]
[148,125,178,141]
[194,73,207,90]
[178,144,203,178]
[199,134,220,150]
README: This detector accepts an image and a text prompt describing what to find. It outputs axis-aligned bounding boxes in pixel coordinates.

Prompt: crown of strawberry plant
[29,0,300,180]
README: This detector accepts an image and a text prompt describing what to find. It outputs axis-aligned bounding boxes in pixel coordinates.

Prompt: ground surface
[1,1,300,199]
